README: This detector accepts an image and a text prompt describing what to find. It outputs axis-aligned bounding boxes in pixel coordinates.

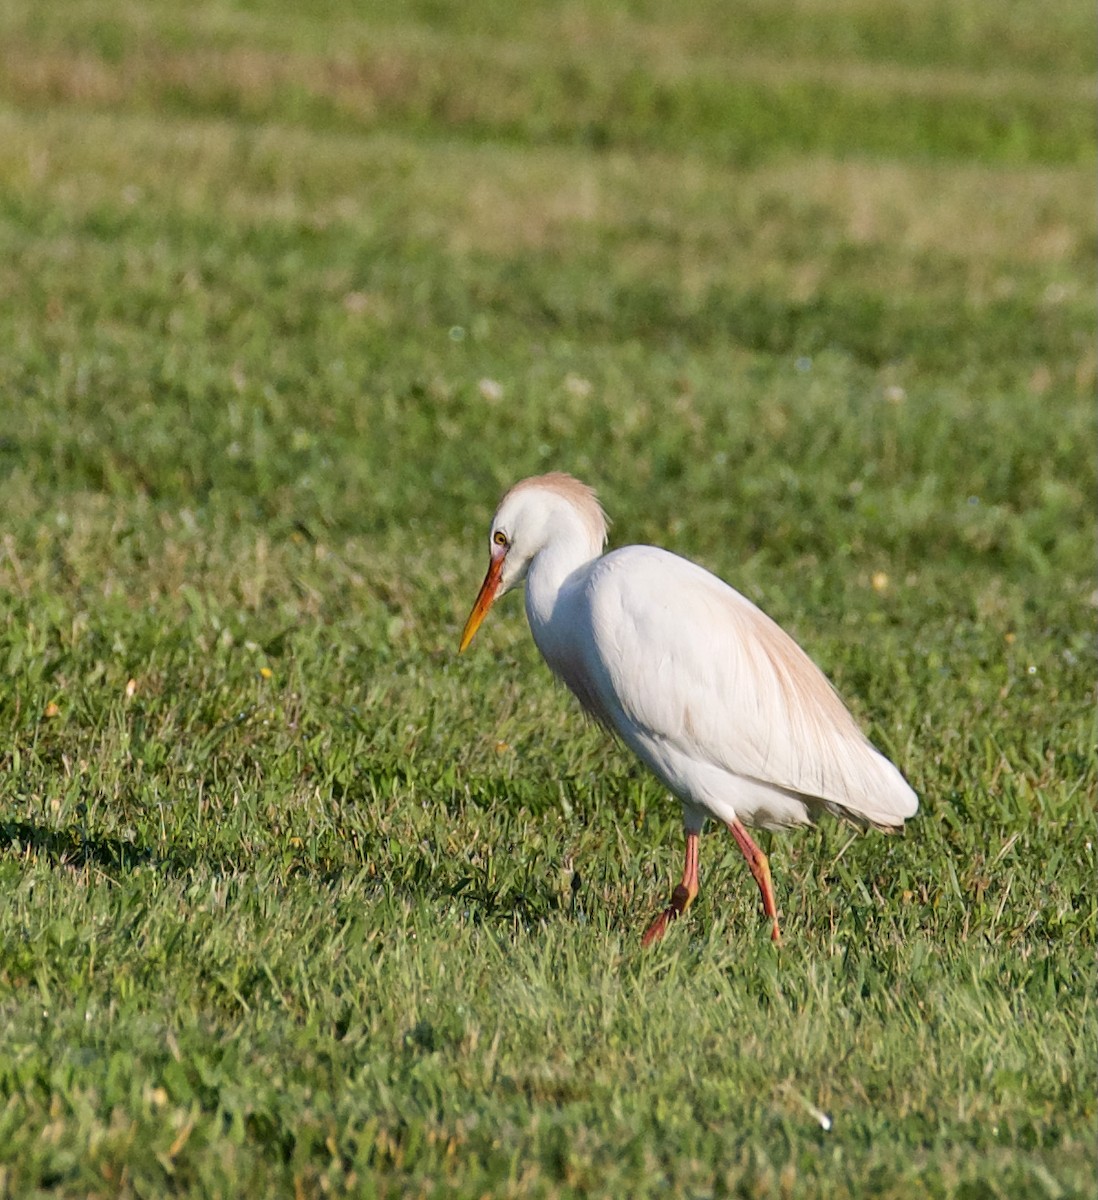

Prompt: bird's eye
[493,530,509,548]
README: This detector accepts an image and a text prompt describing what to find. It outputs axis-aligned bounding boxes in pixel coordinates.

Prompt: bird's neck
[524,535,600,638]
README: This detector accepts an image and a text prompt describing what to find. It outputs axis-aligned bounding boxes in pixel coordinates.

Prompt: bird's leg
[727,818,782,943]
[641,828,700,947]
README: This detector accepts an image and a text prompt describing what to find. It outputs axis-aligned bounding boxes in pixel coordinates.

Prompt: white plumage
[460,473,917,944]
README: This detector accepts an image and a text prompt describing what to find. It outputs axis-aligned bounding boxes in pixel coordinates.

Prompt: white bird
[459,473,917,945]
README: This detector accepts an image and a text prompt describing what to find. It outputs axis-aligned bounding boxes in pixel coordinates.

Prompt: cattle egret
[459,473,918,944]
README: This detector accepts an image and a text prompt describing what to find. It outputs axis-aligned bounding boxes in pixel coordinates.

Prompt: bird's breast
[525,576,615,729]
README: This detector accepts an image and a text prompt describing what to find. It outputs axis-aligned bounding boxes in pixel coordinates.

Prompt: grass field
[0,1,1094,1195]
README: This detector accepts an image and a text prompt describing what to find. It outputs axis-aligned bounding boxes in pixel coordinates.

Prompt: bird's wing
[574,547,917,827]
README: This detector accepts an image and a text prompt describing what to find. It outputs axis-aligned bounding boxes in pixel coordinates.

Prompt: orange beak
[459,554,504,652]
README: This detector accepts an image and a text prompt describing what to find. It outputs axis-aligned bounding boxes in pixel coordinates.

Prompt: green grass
[0,1,1094,1196]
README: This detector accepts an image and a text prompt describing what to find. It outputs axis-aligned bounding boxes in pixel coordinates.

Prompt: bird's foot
[641,908,674,947]
[640,882,694,947]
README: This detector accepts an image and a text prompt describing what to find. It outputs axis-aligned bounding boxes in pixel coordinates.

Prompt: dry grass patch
[3,33,1090,115]
[1,107,1090,313]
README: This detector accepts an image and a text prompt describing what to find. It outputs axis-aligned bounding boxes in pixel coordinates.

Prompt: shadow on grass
[443,872,569,929]
[0,818,568,926]
[0,818,160,873]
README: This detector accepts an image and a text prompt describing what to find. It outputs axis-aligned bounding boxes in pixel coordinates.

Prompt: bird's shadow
[0,817,181,875]
[0,817,570,928]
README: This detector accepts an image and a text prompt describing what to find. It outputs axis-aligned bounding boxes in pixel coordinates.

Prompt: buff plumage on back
[503,473,610,552]
[578,548,918,832]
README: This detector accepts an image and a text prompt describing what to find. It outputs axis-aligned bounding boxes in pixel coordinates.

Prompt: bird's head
[459,473,608,652]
